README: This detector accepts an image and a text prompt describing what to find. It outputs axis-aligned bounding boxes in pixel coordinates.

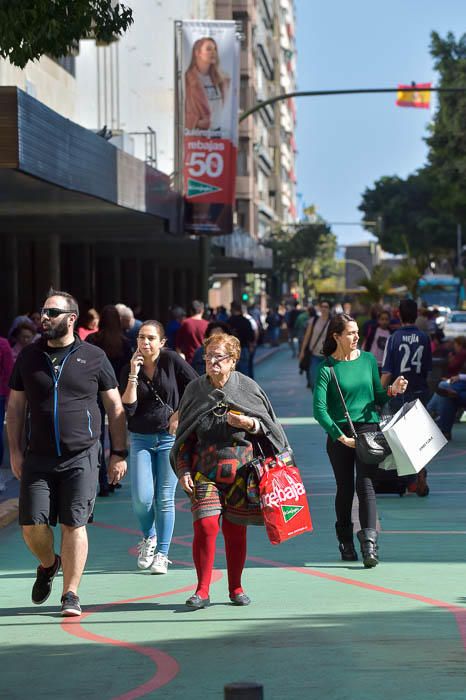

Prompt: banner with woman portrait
[175,20,240,235]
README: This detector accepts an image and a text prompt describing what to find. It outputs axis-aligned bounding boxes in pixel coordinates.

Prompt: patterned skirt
[190,466,263,526]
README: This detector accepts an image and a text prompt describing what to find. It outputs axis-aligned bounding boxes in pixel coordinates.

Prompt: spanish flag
[396,83,431,109]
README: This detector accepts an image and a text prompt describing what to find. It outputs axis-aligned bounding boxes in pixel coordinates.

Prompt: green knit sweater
[313,351,390,442]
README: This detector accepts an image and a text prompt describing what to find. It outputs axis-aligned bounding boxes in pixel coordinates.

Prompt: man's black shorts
[19,443,100,527]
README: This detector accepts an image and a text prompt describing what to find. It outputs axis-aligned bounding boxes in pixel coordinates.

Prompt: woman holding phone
[120,320,197,574]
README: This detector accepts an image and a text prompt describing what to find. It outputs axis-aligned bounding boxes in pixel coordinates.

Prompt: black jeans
[326,423,378,530]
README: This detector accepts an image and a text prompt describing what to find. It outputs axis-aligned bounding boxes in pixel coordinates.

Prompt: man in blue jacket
[7,290,128,617]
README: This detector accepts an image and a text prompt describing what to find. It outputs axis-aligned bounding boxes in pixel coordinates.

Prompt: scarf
[170,371,289,471]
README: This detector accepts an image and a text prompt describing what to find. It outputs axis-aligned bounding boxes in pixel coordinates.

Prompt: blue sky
[295,1,465,245]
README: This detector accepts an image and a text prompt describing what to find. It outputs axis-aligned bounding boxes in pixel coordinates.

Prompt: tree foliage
[0,1,133,68]
[359,31,466,269]
[359,170,456,265]
[267,222,338,298]
[426,31,466,222]
[357,265,392,304]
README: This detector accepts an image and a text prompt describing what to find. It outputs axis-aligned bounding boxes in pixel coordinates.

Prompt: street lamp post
[344,258,371,281]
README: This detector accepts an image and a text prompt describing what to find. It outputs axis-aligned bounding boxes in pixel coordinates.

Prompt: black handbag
[299,347,311,372]
[328,365,392,464]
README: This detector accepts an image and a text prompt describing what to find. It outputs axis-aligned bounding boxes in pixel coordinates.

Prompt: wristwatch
[111,449,129,459]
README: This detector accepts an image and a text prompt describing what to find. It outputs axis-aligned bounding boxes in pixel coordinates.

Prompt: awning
[0,87,181,239]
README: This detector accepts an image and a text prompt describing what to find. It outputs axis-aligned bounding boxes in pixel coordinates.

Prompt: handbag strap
[328,363,358,439]
[309,319,329,355]
[139,374,174,414]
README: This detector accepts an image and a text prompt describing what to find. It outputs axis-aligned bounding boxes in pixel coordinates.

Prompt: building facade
[0,0,298,329]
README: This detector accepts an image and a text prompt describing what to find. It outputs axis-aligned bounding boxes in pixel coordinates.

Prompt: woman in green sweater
[313,314,408,567]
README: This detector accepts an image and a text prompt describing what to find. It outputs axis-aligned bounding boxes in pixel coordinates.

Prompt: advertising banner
[176,20,240,235]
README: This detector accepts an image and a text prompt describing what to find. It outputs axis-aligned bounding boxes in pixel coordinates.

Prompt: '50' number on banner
[187,151,224,178]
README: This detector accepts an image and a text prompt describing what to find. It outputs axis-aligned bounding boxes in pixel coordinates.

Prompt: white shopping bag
[381,399,447,476]
[378,452,397,471]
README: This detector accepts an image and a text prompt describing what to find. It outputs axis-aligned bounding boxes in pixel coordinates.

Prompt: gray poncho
[170,371,289,471]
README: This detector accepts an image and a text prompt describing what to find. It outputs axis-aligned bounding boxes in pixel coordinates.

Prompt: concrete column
[199,236,210,305]
[35,233,61,298]
[112,243,121,302]
[2,235,19,329]
[175,267,187,307]
[166,268,175,312]
[152,265,159,320]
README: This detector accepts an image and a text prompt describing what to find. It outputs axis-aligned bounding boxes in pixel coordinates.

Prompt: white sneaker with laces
[150,552,171,575]
[137,536,157,570]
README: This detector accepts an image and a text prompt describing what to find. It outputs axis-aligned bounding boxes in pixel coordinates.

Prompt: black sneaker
[31,555,61,605]
[60,591,82,617]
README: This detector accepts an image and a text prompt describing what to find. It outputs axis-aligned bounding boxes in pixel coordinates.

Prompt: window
[237,139,249,176]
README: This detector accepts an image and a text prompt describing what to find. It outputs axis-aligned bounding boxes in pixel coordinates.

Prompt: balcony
[240,47,254,76]
[233,0,253,15]
[239,118,254,138]
[236,175,252,198]
[255,142,274,172]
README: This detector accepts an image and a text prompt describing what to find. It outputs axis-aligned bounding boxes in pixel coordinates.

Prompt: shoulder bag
[328,364,391,464]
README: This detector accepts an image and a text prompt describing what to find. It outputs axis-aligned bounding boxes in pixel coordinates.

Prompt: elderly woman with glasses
[170,332,288,609]
[120,320,197,575]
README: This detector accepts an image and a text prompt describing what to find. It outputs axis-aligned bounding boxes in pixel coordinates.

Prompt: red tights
[192,515,247,599]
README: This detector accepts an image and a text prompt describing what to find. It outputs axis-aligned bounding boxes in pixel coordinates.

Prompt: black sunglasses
[40,307,77,318]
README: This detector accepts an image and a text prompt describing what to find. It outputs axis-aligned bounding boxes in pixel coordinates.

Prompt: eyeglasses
[40,307,77,318]
[137,335,159,342]
[203,353,231,364]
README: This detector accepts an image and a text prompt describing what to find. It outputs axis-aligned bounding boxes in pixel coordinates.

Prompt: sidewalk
[2,346,466,699]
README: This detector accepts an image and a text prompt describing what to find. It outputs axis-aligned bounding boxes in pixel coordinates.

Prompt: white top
[308,317,330,357]
[199,73,223,130]
[370,328,391,367]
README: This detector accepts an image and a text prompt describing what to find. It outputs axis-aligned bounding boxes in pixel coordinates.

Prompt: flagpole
[239,87,466,122]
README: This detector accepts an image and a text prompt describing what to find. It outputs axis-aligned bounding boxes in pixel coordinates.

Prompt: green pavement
[2,346,466,699]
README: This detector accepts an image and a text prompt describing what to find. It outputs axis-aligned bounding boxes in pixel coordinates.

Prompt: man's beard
[42,317,70,340]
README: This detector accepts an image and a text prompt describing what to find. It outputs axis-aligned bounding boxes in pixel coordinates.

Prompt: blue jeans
[0,396,5,465]
[236,346,250,376]
[130,431,177,554]
[430,381,466,434]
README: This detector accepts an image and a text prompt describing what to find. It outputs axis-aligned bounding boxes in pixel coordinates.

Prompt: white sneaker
[150,552,171,575]
[137,536,157,570]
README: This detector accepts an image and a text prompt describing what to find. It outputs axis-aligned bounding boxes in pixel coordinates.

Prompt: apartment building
[213,0,297,305]
[0,1,298,325]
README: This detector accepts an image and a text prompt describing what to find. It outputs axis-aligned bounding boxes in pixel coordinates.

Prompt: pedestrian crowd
[0,293,291,615]
[0,291,458,616]
[290,297,466,446]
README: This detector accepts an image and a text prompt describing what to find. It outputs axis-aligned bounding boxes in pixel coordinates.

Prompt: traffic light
[242,291,249,302]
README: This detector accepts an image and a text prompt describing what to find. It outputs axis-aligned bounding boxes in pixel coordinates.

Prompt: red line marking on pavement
[81,517,466,696]
[175,499,192,512]
[246,553,466,651]
[383,530,466,535]
[62,521,221,699]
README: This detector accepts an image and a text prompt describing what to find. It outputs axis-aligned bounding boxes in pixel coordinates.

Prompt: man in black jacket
[228,300,255,377]
[7,290,127,617]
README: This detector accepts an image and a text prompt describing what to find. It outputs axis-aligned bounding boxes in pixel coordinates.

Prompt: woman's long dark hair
[322,314,355,356]
[89,305,125,358]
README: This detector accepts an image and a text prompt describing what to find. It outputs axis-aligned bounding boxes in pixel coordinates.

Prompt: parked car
[443,311,466,339]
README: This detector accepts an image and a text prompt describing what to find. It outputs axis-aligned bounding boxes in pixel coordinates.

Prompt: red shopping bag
[258,451,313,545]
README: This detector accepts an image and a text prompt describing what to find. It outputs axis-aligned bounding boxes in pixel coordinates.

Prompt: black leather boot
[357,529,379,568]
[335,522,358,561]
